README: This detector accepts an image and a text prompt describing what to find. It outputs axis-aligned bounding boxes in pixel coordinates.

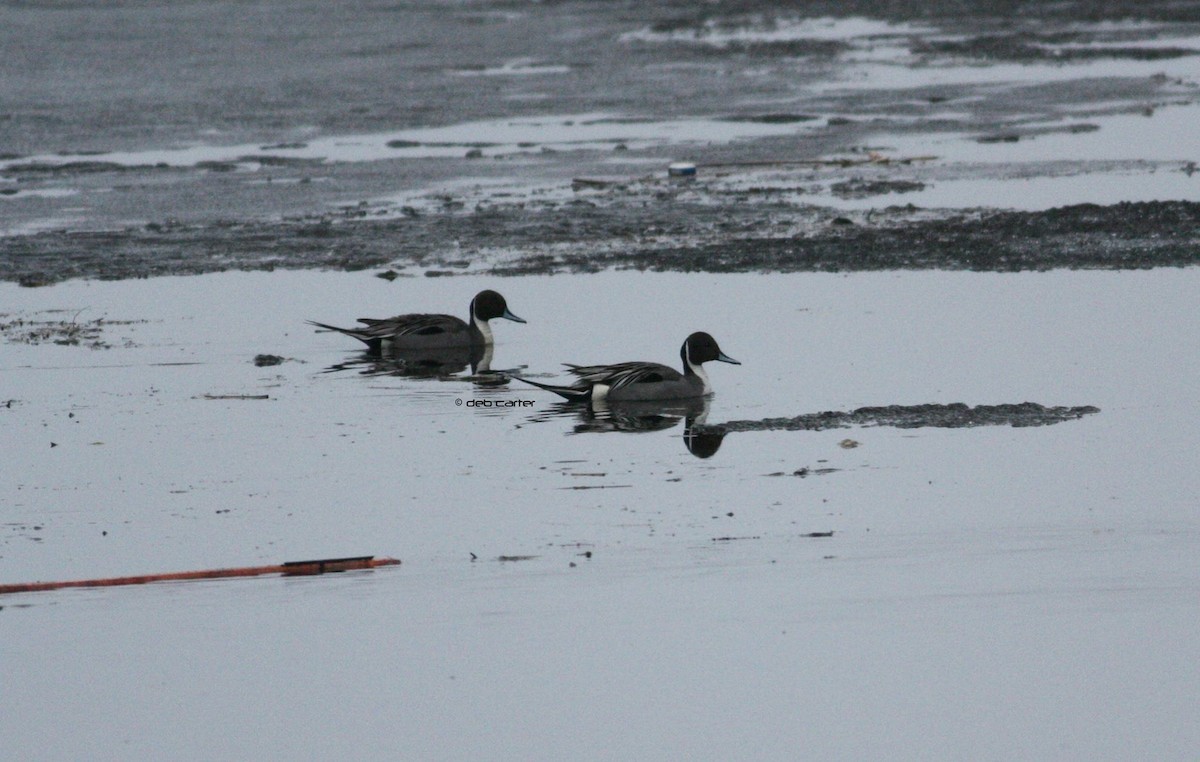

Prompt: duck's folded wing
[356,313,463,338]
[565,362,677,391]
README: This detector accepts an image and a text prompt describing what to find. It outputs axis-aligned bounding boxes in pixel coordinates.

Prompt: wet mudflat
[3,1,1200,759]
[4,3,1200,282]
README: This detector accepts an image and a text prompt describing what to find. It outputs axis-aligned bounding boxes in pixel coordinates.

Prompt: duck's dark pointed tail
[306,320,382,352]
[508,374,592,402]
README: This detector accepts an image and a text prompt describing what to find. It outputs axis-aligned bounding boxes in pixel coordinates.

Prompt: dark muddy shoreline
[3,199,1197,286]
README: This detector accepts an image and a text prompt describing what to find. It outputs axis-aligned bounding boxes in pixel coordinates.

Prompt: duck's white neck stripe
[685,355,712,394]
[474,315,494,345]
[475,342,495,373]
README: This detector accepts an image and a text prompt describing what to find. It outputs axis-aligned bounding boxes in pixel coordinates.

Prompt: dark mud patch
[3,200,1199,285]
[640,0,1200,25]
[831,178,926,199]
[1,220,401,286]
[0,312,144,348]
[3,161,164,176]
[695,402,1099,435]
[571,201,1200,275]
[661,38,850,59]
[237,155,326,168]
[385,140,499,150]
[977,123,1100,144]
[723,114,820,124]
[915,34,1197,63]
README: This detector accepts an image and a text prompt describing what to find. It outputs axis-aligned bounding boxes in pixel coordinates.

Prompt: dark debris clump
[0,313,143,349]
[695,402,1101,434]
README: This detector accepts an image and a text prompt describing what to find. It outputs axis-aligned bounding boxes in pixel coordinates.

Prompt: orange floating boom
[0,555,401,595]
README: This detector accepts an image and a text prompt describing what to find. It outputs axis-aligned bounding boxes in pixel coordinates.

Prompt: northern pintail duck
[513,332,739,402]
[308,289,525,353]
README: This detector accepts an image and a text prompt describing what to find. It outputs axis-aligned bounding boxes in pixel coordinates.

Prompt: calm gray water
[3,269,1199,758]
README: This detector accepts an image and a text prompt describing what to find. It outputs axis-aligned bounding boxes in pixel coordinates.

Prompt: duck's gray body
[309,290,524,354]
[349,313,480,351]
[514,332,739,402]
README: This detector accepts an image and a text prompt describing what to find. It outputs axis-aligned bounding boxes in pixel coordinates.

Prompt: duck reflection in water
[525,396,727,459]
[320,341,512,384]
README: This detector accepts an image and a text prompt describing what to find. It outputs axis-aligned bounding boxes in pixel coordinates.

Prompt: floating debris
[765,467,841,477]
[0,312,145,348]
[0,555,401,595]
[200,393,271,401]
[557,484,633,490]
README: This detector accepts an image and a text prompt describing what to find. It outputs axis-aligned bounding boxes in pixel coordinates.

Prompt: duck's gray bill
[717,351,740,365]
[503,309,527,324]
